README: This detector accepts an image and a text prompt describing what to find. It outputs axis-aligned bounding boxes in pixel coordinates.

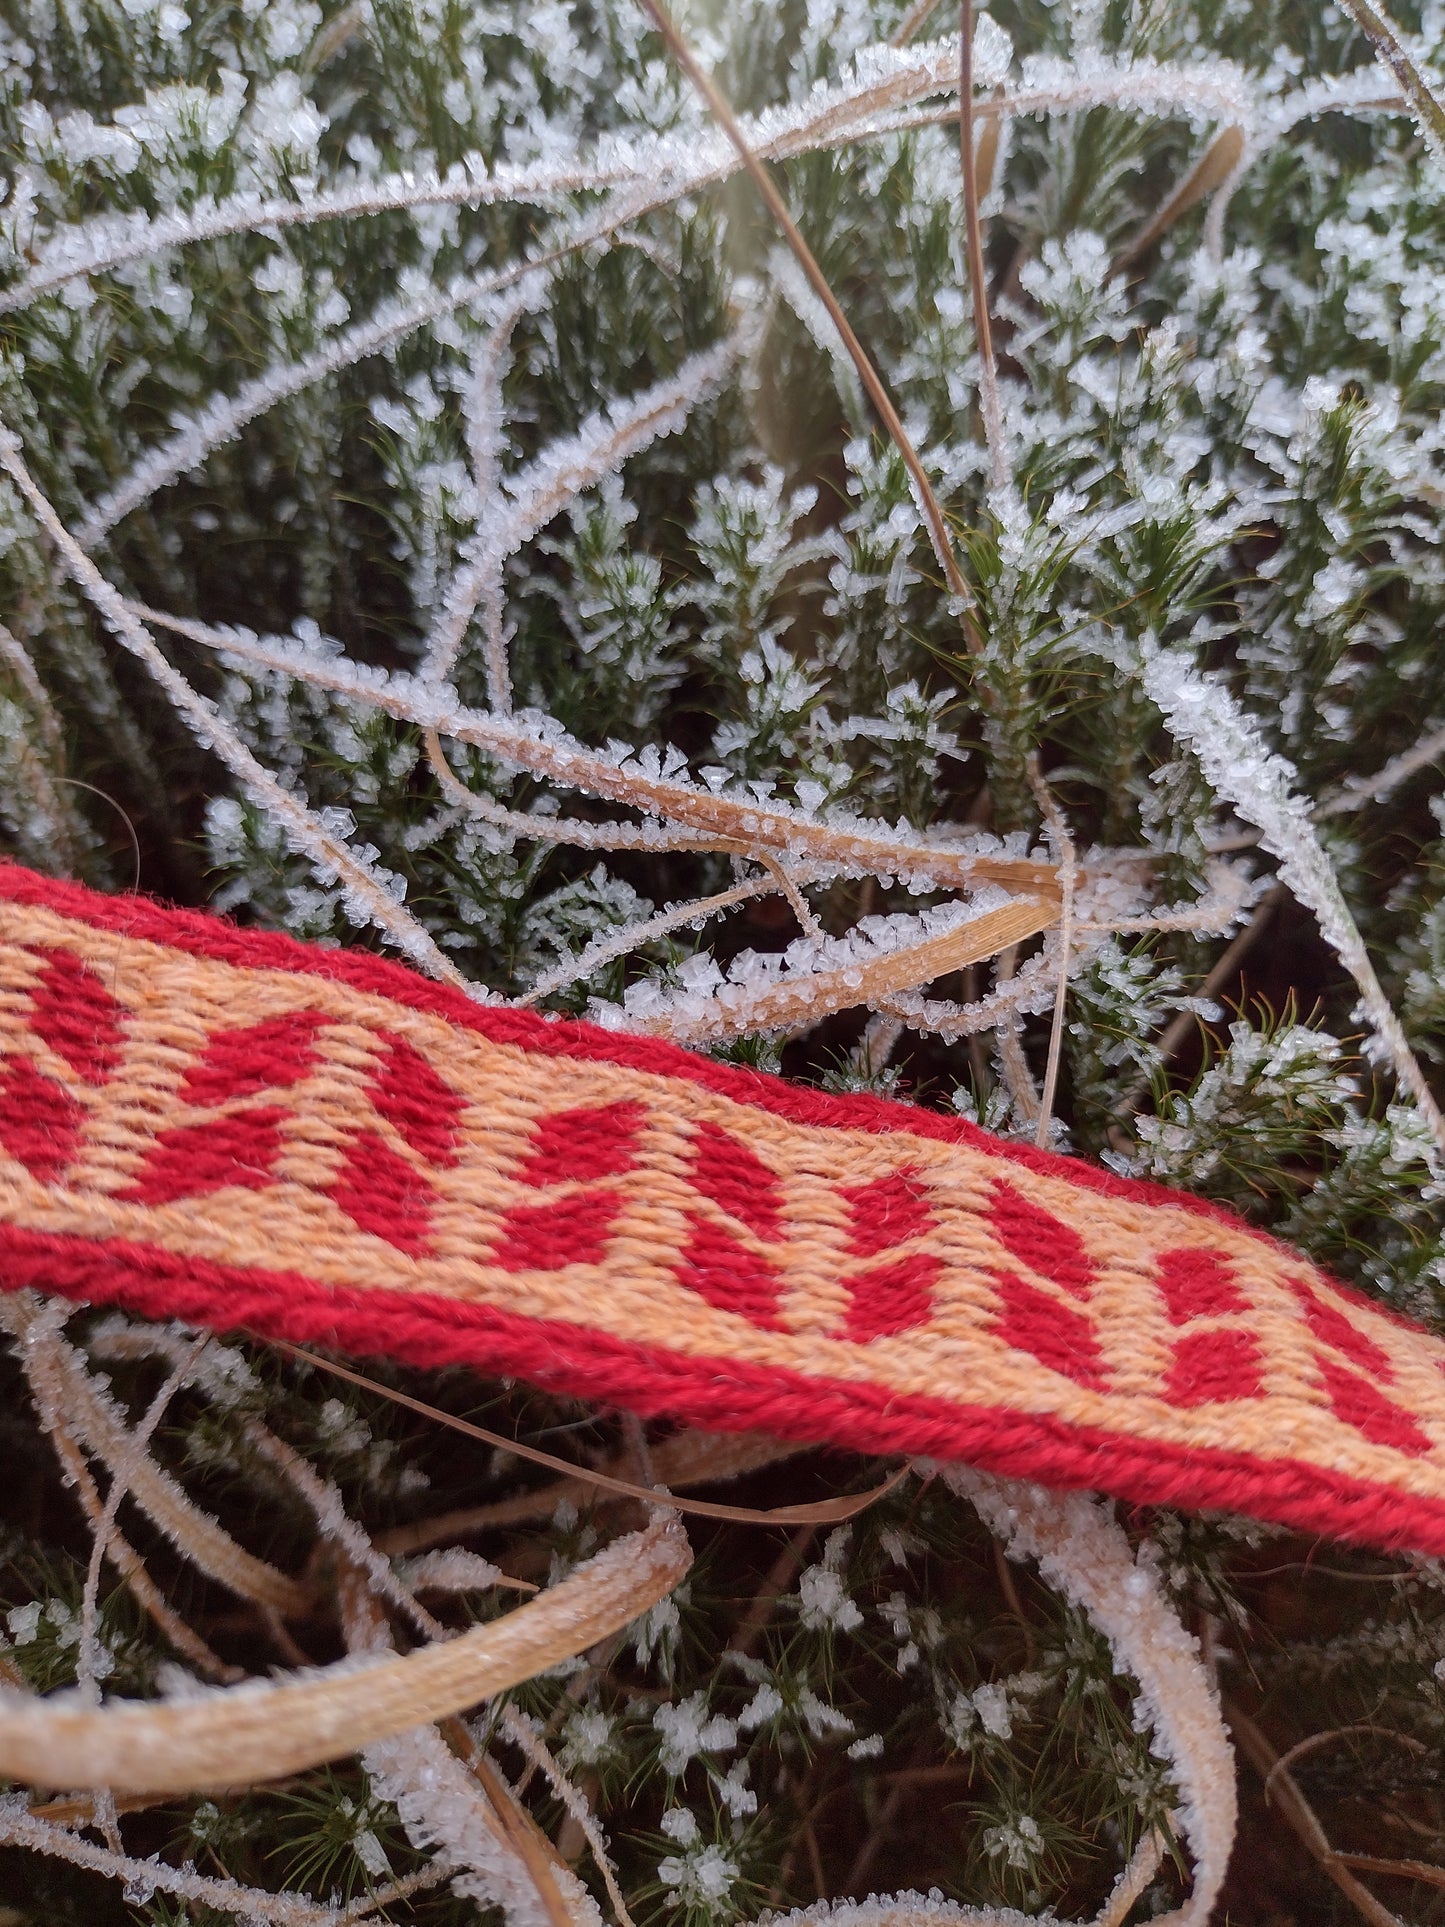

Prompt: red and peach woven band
[3,859,1445,1555]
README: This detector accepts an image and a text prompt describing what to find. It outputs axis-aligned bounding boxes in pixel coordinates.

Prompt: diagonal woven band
[3,859,1445,1555]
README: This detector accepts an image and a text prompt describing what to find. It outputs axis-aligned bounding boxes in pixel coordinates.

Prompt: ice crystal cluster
[3,0,1445,1920]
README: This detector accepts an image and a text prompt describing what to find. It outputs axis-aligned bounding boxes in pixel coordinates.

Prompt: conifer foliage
[2,0,1445,1919]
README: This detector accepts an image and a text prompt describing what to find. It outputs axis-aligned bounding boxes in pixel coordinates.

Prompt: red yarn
[515,1101,647,1188]
[842,1171,935,1258]
[988,1178,1097,1301]
[179,1011,328,1106]
[1156,1247,1245,1325]
[1164,1328,1265,1408]
[842,1253,942,1343]
[675,1211,785,1329]
[121,1107,289,1205]
[991,1270,1109,1390]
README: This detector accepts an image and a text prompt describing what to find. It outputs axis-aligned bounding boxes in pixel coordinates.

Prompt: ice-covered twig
[0,1800,361,1926]
[243,1420,445,1642]
[443,287,541,710]
[0,1512,692,1792]
[0,429,478,993]
[1142,647,1445,1162]
[422,331,742,696]
[521,864,836,1005]
[341,1555,612,1927]
[424,731,735,854]
[1095,1830,1169,1927]
[76,1338,208,1706]
[3,36,1015,317]
[3,1297,241,1680]
[1334,0,1445,160]
[0,1297,310,1617]
[501,1707,639,1927]
[1316,720,1445,818]
[604,894,1059,1044]
[604,894,1055,1048]
[942,1468,1237,1926]
[135,603,1067,896]
[0,619,65,759]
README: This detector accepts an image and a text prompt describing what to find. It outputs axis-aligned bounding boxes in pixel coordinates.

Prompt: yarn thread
[5,860,1445,1555]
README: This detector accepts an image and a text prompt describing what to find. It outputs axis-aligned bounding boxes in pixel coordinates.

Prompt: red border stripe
[3,1222,1443,1554]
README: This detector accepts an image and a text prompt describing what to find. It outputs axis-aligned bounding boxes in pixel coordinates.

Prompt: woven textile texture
[4,860,1445,1555]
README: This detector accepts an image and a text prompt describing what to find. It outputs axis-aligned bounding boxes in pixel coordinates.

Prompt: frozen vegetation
[2,0,1445,1919]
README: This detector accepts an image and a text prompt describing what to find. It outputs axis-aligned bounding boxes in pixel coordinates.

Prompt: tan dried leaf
[641,895,1060,1044]
[0,1514,691,1794]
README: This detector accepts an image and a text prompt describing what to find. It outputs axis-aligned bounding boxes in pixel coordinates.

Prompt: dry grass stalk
[1228,1701,1408,1927]
[4,1300,243,1681]
[343,1570,608,1927]
[635,0,984,640]
[945,1467,1237,1926]
[0,1512,692,1793]
[1114,124,1248,269]
[499,1706,640,1927]
[1025,757,1077,1147]
[141,605,1066,898]
[442,1718,580,1927]
[1330,1853,1445,1892]
[376,1428,804,1557]
[276,1342,905,1527]
[958,0,1008,492]
[1263,1723,1426,1800]
[0,1295,312,1618]
[76,1334,210,1705]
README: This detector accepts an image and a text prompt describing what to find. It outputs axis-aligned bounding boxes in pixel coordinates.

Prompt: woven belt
[3,859,1444,1555]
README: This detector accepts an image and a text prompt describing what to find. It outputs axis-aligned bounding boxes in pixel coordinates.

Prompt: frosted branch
[1334,0,1445,160]
[0,429,478,992]
[134,602,1066,898]
[501,1707,638,1927]
[421,331,743,695]
[941,1468,1237,1927]
[0,1512,692,1792]
[1142,647,1445,1163]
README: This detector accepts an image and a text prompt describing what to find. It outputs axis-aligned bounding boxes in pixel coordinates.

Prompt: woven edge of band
[4,1223,1443,1557]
